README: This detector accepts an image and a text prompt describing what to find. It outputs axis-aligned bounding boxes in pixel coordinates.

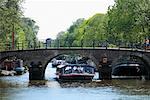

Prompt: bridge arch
[43,52,98,77]
[112,53,150,78]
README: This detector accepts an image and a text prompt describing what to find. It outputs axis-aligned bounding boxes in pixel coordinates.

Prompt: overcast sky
[23,0,115,40]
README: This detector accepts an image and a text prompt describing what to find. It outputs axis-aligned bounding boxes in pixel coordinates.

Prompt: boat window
[64,66,72,74]
[72,66,83,73]
[65,66,72,70]
[84,67,94,74]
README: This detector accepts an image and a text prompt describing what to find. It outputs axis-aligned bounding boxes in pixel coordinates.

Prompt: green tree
[74,14,106,46]
[56,18,85,47]
[0,0,23,49]
[107,0,150,44]
[54,0,150,48]
[21,17,39,48]
[0,0,39,50]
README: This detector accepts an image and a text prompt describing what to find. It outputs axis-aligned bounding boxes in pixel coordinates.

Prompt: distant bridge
[0,48,150,79]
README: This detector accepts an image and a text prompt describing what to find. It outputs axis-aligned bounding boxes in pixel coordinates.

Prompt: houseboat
[0,59,25,75]
[56,64,95,81]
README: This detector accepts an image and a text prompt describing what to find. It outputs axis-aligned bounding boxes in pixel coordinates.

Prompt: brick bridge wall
[0,48,150,79]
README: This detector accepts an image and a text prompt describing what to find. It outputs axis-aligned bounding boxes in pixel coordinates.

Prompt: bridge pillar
[29,62,44,80]
[98,56,112,80]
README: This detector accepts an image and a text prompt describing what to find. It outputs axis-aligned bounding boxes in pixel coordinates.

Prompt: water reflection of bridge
[0,48,150,79]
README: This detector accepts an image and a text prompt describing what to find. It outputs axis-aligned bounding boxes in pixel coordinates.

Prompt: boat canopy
[58,64,95,68]
[59,64,95,74]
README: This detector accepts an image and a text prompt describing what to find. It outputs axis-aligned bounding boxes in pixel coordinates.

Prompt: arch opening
[44,53,97,80]
[112,55,149,79]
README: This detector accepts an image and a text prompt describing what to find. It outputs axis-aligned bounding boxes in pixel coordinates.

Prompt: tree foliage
[107,0,150,44]
[0,0,39,50]
[55,0,150,47]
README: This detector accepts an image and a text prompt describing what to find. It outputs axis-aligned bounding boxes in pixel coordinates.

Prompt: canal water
[0,63,150,100]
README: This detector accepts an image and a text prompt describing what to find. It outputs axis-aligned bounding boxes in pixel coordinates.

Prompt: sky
[23,0,115,40]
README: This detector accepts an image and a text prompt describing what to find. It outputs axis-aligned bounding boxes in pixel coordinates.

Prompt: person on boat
[98,55,112,80]
[73,66,83,73]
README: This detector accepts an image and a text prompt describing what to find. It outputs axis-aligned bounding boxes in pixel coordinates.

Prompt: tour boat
[56,64,95,81]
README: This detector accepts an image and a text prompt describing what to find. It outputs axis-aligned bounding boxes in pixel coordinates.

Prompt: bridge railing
[0,39,148,52]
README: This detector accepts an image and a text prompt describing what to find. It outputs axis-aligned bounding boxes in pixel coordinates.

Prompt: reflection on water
[0,63,150,100]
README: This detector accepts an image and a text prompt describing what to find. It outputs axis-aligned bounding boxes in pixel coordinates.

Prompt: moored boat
[0,59,25,75]
[0,70,16,76]
[13,60,25,75]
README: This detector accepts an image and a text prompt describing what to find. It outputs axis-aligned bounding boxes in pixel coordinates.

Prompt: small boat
[13,60,25,75]
[0,59,25,75]
[14,67,25,75]
[56,64,95,81]
[0,70,16,76]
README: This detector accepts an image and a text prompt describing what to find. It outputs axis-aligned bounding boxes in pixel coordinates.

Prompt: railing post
[99,41,101,48]
[34,40,36,50]
[28,41,30,49]
[39,41,41,49]
[81,40,83,49]
[92,40,95,49]
[57,39,60,48]
[131,42,133,50]
[18,42,19,50]
[106,40,108,49]
[69,42,72,48]
[22,42,24,50]
[118,41,120,50]
[44,42,47,49]
[69,42,70,48]
[10,42,12,50]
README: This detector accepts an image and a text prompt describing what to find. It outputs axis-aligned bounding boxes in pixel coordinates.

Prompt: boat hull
[59,74,94,81]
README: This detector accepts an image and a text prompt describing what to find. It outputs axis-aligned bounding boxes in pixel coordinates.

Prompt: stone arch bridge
[0,48,150,79]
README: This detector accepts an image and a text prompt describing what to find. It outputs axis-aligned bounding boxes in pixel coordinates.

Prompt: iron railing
[0,39,148,52]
